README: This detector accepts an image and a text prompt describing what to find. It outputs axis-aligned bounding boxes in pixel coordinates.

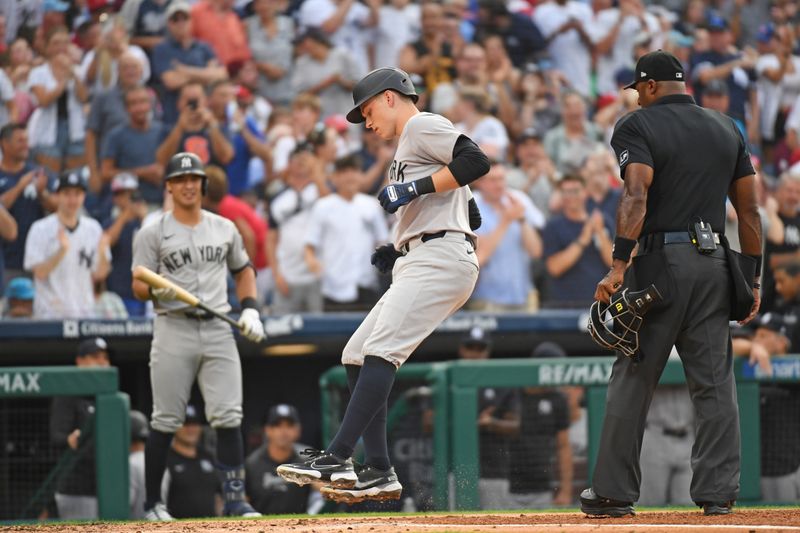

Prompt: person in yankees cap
[276,67,490,503]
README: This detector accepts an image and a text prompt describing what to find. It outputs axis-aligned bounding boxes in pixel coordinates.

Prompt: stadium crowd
[1,0,799,518]
[2,0,800,318]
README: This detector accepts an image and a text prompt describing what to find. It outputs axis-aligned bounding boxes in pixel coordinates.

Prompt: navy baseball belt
[639,231,720,253]
[161,310,215,320]
[401,231,474,253]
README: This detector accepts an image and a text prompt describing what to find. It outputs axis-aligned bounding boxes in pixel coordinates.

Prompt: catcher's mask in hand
[588,285,663,358]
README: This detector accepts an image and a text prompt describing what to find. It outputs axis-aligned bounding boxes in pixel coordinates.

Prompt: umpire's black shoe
[276,448,357,488]
[320,465,403,504]
[701,501,734,516]
[580,488,635,517]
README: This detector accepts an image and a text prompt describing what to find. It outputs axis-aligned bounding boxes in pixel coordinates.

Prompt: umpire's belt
[639,231,720,253]
[401,231,474,253]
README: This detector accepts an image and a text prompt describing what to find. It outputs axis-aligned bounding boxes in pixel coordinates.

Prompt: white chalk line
[378,523,800,530]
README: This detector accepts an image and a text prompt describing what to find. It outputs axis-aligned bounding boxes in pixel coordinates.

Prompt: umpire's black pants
[592,244,740,504]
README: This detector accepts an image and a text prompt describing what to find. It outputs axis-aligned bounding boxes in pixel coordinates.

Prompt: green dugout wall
[321,356,800,510]
[0,367,130,520]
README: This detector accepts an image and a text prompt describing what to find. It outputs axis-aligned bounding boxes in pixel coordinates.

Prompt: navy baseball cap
[461,326,492,348]
[266,404,301,426]
[757,23,776,43]
[78,337,109,357]
[5,277,33,300]
[755,312,793,336]
[184,404,204,425]
[704,79,729,96]
[705,14,729,32]
[57,171,86,192]
[624,50,685,90]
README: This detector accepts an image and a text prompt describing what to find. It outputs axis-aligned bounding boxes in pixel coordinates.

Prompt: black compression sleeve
[468,197,482,230]
[448,135,491,186]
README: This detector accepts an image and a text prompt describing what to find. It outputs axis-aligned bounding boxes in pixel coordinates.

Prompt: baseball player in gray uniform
[277,67,490,503]
[131,152,265,520]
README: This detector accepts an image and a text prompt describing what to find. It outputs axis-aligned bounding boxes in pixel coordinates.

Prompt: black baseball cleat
[276,448,357,488]
[580,488,635,517]
[320,465,403,504]
[701,501,734,516]
[222,500,261,517]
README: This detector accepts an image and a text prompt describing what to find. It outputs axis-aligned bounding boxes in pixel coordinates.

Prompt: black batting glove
[371,244,403,274]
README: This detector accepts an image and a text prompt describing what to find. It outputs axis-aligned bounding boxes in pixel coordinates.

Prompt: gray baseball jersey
[132,210,250,313]
[132,209,251,432]
[390,112,475,248]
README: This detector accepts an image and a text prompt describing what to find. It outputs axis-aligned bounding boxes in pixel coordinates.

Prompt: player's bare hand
[238,308,265,343]
[594,265,625,303]
[738,286,760,325]
[749,341,772,376]
[151,286,178,301]
[477,406,495,429]
[67,429,81,450]
[58,227,70,251]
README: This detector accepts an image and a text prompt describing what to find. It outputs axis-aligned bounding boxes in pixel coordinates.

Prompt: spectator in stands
[374,0,419,69]
[505,128,557,219]
[454,87,510,162]
[763,169,800,311]
[582,149,621,222]
[119,0,171,53]
[28,26,89,175]
[399,3,455,96]
[291,27,360,120]
[458,327,521,510]
[508,359,572,508]
[470,162,544,312]
[533,0,594,99]
[0,124,55,286]
[129,410,149,520]
[155,82,235,168]
[266,143,328,314]
[191,0,251,69]
[699,78,731,114]
[203,166,270,307]
[246,0,295,108]
[474,0,546,69]
[430,43,488,119]
[102,172,148,316]
[164,405,222,518]
[297,0,379,75]
[0,202,17,291]
[0,65,16,130]
[23,171,111,319]
[49,337,111,520]
[589,0,660,97]
[2,276,33,318]
[356,127,395,195]
[102,84,165,206]
[5,38,35,124]
[691,15,758,140]
[206,79,270,194]
[771,261,800,350]
[79,17,150,95]
[516,64,563,141]
[542,175,612,308]
[304,155,388,311]
[245,404,324,515]
[85,52,145,207]
[544,91,603,175]
[270,93,322,179]
[151,1,227,125]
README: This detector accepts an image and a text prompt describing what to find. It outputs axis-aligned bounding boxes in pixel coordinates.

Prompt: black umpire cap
[624,50,685,90]
[346,67,419,124]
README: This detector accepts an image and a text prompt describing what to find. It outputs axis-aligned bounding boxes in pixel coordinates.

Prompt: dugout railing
[0,367,130,520]
[320,355,800,511]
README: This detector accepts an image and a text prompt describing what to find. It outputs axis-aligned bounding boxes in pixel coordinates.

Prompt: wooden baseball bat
[132,265,241,329]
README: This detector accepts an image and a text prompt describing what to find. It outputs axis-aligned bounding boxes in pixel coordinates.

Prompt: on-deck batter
[131,152,265,521]
[276,67,490,503]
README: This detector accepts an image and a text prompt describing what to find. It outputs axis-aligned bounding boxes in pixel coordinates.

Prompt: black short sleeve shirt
[610,94,755,235]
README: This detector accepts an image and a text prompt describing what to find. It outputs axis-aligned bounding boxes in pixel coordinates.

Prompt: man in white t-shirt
[266,144,329,314]
[304,154,389,311]
[533,0,594,98]
[23,171,111,319]
[297,0,380,75]
[588,0,660,96]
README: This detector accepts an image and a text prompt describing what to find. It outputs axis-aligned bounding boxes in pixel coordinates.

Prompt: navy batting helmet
[346,67,419,124]
[165,152,207,194]
[588,285,662,358]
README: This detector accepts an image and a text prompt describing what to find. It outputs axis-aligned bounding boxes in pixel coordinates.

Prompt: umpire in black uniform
[580,51,762,517]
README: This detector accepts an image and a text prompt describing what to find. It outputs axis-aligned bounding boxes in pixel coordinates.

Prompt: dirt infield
[4,508,800,533]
